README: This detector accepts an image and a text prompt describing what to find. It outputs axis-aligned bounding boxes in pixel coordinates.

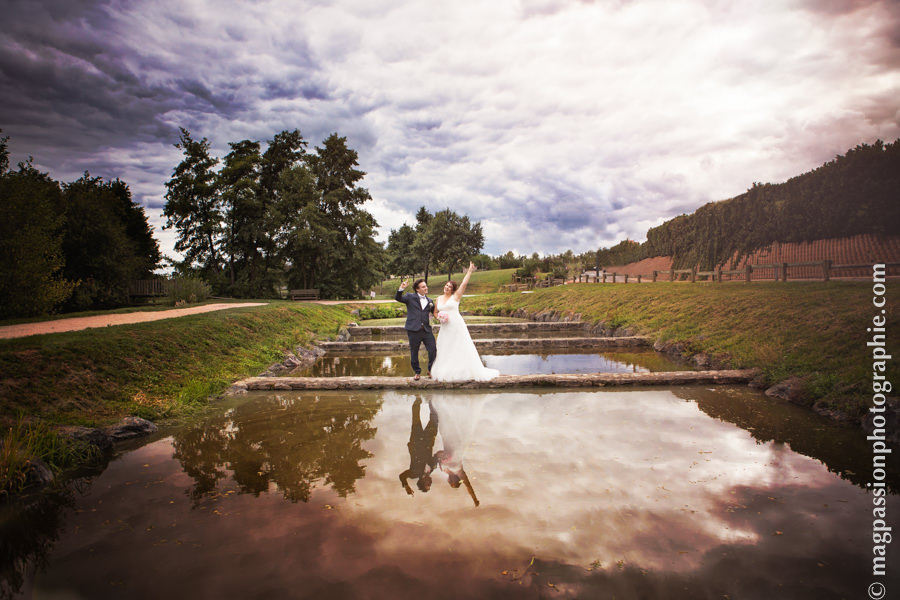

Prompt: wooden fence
[571,261,900,284]
[129,279,173,297]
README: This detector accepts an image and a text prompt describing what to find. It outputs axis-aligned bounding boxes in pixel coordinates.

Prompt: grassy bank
[463,281,895,415]
[0,302,352,428]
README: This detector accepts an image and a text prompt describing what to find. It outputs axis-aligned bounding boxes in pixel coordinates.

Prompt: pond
[7,385,897,599]
[291,349,692,378]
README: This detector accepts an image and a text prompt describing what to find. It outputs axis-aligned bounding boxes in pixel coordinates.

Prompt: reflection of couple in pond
[399,394,489,506]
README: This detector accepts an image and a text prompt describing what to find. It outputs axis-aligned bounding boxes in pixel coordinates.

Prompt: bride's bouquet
[437,311,449,323]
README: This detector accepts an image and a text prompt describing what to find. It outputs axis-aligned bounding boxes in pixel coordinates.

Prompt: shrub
[168,277,211,305]
[357,305,406,320]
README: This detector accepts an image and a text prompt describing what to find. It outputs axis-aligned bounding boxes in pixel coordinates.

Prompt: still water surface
[294,349,690,377]
[12,386,899,599]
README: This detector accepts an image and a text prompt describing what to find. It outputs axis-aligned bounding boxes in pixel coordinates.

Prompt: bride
[430,262,500,382]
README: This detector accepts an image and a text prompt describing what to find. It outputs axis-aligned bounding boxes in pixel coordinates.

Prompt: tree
[385,224,419,277]
[0,160,74,317]
[303,133,385,298]
[278,163,338,291]
[257,129,308,295]
[60,174,160,309]
[418,208,485,280]
[411,206,434,281]
[218,139,262,294]
[0,131,8,174]
[163,128,222,281]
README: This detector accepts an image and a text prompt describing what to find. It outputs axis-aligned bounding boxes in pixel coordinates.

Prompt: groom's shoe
[414,373,421,381]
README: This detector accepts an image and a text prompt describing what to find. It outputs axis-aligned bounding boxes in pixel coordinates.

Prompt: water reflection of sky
[299,349,685,377]
[481,352,648,374]
[26,388,898,599]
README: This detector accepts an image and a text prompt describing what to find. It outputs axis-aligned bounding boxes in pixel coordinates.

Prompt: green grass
[374,268,517,297]
[0,302,353,427]
[1,415,103,498]
[462,280,896,415]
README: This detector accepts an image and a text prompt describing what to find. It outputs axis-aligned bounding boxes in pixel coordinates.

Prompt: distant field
[375,268,516,296]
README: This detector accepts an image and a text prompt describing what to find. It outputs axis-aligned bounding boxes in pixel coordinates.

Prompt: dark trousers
[407,328,436,375]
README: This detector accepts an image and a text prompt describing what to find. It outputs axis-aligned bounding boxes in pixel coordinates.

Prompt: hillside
[597,139,900,270]
[604,233,900,279]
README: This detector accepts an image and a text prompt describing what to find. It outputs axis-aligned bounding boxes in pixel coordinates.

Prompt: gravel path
[0,303,268,340]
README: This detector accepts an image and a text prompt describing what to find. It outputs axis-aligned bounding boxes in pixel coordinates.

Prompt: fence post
[716,267,722,282]
[637,274,642,283]
[782,262,789,282]
[745,263,752,283]
[652,270,658,282]
[822,260,831,282]
[690,268,696,283]
[670,268,675,282]
[624,274,629,284]
[612,272,617,283]
[602,272,607,283]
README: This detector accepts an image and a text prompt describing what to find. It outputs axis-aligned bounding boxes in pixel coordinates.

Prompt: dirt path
[0,303,268,340]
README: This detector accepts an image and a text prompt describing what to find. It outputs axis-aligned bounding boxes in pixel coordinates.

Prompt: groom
[395,278,436,380]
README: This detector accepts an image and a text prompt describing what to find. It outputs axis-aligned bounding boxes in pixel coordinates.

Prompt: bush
[168,277,211,305]
[357,305,406,320]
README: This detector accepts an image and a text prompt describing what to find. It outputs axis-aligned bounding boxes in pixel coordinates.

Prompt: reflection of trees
[172,393,381,504]
[0,488,75,599]
[676,387,899,493]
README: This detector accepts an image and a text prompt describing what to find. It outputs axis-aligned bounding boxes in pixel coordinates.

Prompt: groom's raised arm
[395,280,409,303]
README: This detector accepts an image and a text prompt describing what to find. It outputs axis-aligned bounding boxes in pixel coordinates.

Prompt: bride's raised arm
[454,262,477,300]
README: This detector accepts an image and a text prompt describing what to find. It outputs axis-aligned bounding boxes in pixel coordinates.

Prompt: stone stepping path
[228,320,757,393]
[232,369,758,392]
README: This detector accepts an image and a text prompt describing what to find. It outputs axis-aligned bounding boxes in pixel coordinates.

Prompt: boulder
[23,457,54,489]
[59,426,114,456]
[764,376,810,406]
[106,416,158,441]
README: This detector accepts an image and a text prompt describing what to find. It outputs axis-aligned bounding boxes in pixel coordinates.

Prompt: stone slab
[231,369,758,392]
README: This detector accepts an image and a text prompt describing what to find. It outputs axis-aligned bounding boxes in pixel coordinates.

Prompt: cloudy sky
[2,0,899,261]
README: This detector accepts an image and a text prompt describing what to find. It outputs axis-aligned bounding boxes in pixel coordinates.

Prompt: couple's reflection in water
[400,393,487,506]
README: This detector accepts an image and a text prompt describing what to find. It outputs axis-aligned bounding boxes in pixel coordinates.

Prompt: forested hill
[599,139,900,270]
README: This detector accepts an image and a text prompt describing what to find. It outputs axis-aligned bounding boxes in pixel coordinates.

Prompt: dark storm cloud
[2,0,898,260]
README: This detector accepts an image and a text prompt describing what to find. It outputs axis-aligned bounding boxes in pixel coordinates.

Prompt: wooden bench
[290,289,320,301]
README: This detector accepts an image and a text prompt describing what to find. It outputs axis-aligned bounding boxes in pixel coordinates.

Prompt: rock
[106,416,158,441]
[282,353,303,368]
[691,352,711,369]
[228,382,249,395]
[23,457,54,489]
[765,376,810,406]
[59,426,114,456]
[748,373,769,389]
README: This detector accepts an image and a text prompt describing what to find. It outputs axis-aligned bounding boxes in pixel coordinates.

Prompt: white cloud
[2,0,898,258]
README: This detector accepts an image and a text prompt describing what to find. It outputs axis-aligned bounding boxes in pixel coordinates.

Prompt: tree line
[0,131,160,318]
[164,128,486,299]
[596,138,900,270]
[0,126,489,317]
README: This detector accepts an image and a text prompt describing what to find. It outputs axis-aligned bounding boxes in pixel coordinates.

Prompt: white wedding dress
[431,296,499,382]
